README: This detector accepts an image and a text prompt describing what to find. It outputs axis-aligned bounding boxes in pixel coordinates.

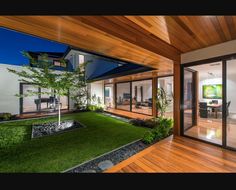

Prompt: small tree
[8,51,89,126]
[156,87,172,118]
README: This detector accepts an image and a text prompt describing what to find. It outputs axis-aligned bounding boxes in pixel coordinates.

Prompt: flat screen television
[202,84,222,99]
[123,93,131,99]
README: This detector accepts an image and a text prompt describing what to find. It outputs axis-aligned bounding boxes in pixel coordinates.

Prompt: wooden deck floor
[105,136,236,173]
[17,109,73,119]
[105,108,153,120]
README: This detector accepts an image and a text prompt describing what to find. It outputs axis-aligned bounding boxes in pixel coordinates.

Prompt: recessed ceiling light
[210,63,220,66]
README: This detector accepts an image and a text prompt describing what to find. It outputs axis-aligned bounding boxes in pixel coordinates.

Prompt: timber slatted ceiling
[1,16,236,71]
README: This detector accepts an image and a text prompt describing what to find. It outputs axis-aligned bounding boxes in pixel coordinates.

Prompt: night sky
[0,27,68,65]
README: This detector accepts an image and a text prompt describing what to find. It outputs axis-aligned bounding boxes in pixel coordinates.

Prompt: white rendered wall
[0,63,75,115]
[181,39,236,64]
[0,64,21,114]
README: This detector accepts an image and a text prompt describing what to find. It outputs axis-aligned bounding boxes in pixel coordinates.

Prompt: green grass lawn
[0,112,148,172]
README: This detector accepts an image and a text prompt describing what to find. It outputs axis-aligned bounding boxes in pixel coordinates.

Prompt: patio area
[105,108,153,120]
[105,135,236,172]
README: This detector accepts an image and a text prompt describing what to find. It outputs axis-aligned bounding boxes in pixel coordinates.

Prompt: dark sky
[0,27,68,65]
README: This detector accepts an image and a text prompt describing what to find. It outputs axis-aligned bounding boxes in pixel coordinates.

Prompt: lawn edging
[62,138,143,173]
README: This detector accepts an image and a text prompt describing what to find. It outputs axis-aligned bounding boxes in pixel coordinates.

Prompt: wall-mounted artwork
[203,84,222,99]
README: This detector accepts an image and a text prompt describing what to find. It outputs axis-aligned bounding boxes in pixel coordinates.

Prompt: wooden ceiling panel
[217,16,232,41]
[126,16,192,52]
[0,16,174,71]
[73,16,180,61]
[1,15,236,75]
[104,69,173,84]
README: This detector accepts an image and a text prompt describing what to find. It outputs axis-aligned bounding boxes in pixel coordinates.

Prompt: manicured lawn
[0,112,148,172]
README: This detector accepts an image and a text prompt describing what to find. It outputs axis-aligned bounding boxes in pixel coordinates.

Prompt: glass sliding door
[22,84,39,113]
[40,88,54,111]
[131,79,152,115]
[158,76,173,118]
[21,83,69,114]
[183,69,195,131]
[226,59,236,149]
[116,82,131,111]
[183,62,223,145]
[60,95,69,110]
[104,84,114,109]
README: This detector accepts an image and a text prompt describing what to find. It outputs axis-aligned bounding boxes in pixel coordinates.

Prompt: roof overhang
[87,63,155,82]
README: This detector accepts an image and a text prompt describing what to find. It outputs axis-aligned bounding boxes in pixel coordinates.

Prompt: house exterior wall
[181,39,236,64]
[0,64,21,115]
[0,63,75,115]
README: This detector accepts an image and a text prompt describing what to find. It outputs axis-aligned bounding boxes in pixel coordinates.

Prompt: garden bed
[32,120,86,138]
[0,112,148,172]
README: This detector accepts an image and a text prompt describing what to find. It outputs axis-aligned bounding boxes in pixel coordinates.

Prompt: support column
[114,83,117,109]
[152,77,157,117]
[193,71,199,126]
[174,60,181,136]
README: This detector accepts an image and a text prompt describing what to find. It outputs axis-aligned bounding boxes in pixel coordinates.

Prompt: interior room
[183,60,236,148]
[132,79,152,115]
[116,82,131,111]
[104,84,114,109]
[115,79,153,115]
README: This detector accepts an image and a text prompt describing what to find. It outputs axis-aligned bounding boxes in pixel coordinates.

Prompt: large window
[226,59,236,149]
[116,82,131,111]
[183,62,223,145]
[132,80,152,115]
[22,84,39,113]
[182,58,236,151]
[20,83,69,114]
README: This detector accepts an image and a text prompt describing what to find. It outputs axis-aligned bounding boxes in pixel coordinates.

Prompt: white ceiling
[189,60,236,79]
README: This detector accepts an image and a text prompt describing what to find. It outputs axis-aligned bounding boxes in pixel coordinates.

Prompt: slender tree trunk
[58,95,61,127]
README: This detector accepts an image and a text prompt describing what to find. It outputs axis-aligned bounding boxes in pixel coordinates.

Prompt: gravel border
[31,120,86,138]
[63,139,149,173]
[62,112,149,173]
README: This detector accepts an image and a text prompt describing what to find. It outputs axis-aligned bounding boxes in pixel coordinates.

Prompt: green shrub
[158,117,173,136]
[142,131,156,144]
[129,118,158,128]
[87,105,96,111]
[129,119,146,127]
[86,105,104,112]
[141,117,173,144]
[95,106,104,112]
[0,113,12,121]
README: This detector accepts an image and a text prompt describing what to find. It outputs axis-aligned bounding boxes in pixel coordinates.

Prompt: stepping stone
[81,169,96,173]
[98,160,114,170]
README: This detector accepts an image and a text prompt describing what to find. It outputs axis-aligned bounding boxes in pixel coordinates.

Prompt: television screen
[123,93,131,99]
[203,84,222,99]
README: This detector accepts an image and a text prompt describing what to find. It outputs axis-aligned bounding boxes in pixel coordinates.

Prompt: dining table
[207,103,222,118]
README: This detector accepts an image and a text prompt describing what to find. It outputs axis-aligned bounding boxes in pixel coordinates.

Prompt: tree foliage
[8,51,89,125]
[8,51,88,98]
